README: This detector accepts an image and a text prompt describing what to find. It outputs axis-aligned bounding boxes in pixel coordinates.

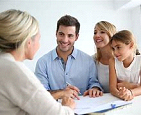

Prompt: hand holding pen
[66,82,80,100]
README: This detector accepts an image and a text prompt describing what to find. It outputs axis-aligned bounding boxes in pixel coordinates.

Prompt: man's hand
[62,85,80,100]
[83,87,103,98]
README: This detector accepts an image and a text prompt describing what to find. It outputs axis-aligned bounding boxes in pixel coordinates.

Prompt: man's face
[56,25,78,53]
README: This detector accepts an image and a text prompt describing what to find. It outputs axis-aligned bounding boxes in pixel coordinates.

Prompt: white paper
[74,93,132,114]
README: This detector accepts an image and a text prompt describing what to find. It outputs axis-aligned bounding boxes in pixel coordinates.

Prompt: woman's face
[93,26,110,49]
[25,31,41,60]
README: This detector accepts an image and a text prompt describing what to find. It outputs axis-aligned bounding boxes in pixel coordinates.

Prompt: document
[74,93,132,114]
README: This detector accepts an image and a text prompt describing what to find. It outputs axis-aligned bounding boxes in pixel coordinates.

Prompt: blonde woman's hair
[111,30,139,55]
[94,21,116,62]
[0,9,39,52]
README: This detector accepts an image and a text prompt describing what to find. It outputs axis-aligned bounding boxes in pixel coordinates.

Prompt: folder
[74,93,132,114]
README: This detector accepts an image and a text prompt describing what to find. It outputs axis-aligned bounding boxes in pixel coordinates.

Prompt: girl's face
[111,40,133,61]
[93,26,110,48]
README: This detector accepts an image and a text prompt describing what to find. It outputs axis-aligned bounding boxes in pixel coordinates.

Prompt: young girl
[109,30,141,101]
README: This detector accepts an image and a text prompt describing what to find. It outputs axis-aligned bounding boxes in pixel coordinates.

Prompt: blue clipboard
[94,102,132,113]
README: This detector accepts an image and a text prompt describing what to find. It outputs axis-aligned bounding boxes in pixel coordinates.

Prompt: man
[35,15,103,100]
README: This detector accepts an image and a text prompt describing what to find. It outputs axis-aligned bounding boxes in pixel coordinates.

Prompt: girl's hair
[95,21,117,61]
[0,9,39,52]
[111,30,140,55]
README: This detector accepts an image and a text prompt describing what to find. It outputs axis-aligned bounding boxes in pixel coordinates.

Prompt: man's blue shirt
[35,48,103,94]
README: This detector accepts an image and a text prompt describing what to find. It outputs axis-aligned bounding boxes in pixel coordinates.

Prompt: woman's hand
[83,87,103,98]
[62,97,76,109]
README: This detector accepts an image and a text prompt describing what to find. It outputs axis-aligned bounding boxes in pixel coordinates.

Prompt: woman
[93,21,116,93]
[0,9,75,115]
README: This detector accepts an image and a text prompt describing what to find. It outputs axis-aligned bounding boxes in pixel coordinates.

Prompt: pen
[66,82,81,95]
[66,82,71,86]
[111,104,116,109]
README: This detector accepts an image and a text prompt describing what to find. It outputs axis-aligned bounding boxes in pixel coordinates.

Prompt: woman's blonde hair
[94,21,116,62]
[0,9,39,52]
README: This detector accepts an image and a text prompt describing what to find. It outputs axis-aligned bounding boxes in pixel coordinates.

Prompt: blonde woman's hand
[62,97,76,109]
[83,87,103,98]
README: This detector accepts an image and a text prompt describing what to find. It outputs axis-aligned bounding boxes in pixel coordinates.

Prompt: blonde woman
[93,21,116,93]
[0,9,75,115]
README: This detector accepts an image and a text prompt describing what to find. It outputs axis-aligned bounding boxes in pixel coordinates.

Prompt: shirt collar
[52,48,58,60]
[52,47,77,60]
[71,47,77,59]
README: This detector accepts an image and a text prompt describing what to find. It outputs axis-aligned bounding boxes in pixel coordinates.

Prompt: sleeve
[7,63,74,115]
[23,85,74,115]
[88,57,104,92]
[35,57,50,90]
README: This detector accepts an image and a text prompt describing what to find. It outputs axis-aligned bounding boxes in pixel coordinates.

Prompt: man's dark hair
[56,15,80,35]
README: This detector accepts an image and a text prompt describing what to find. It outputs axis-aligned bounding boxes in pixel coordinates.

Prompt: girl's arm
[109,58,133,101]
[117,80,139,89]
[130,76,141,97]
[130,87,141,97]
[109,57,119,97]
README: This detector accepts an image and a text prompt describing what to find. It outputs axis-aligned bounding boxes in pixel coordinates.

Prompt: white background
[0,0,141,71]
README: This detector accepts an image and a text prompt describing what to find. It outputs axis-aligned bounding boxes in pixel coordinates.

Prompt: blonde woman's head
[0,9,39,52]
[95,21,116,39]
[94,21,116,61]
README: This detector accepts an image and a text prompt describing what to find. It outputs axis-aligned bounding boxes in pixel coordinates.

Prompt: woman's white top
[93,55,109,93]
[0,53,74,115]
[115,55,141,83]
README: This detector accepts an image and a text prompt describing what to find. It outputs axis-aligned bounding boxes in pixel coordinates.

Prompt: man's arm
[48,89,65,100]
[35,57,51,90]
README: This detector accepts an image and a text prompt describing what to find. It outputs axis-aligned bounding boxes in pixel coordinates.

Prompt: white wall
[0,0,140,71]
[130,6,141,50]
